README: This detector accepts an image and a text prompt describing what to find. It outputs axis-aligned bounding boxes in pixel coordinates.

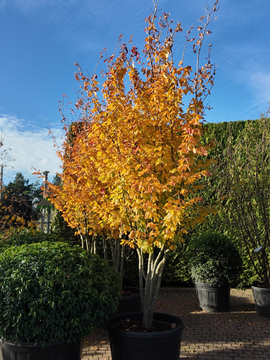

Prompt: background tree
[0,173,42,232]
[49,1,218,329]
[50,175,81,246]
[3,172,42,203]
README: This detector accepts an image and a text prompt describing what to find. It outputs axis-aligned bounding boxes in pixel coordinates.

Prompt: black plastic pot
[195,281,231,312]
[252,286,270,318]
[0,339,82,360]
[116,287,142,315]
[106,312,184,360]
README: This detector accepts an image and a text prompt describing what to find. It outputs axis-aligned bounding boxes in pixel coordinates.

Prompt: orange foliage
[49,5,217,253]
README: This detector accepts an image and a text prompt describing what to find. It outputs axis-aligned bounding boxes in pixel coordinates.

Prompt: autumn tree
[49,1,218,329]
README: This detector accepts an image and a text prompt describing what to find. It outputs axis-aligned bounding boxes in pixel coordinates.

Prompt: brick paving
[82,287,270,360]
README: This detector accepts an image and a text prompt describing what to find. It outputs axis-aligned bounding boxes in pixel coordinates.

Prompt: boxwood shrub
[189,233,243,286]
[0,241,121,344]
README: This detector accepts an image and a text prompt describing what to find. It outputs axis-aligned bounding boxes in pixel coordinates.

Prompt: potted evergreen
[189,233,242,312]
[0,241,121,360]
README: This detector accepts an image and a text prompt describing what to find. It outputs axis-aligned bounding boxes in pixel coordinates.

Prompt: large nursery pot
[0,339,81,360]
[252,286,270,318]
[189,233,242,313]
[106,312,184,360]
[195,282,231,312]
[116,287,142,315]
[0,241,121,360]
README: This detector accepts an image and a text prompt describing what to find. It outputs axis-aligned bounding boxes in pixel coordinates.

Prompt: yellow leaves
[145,211,153,219]
[183,66,192,76]
[129,230,136,239]
[180,188,189,197]
[49,8,216,254]
[135,163,142,171]
[147,222,157,230]
[138,168,149,177]
[201,170,209,177]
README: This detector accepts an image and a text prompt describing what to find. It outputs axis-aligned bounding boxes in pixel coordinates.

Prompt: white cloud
[248,71,270,108]
[0,114,63,184]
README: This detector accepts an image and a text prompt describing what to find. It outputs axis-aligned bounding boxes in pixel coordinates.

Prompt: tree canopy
[49,0,218,329]
[3,173,42,203]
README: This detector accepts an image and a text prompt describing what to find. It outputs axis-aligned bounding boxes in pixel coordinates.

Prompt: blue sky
[0,0,270,184]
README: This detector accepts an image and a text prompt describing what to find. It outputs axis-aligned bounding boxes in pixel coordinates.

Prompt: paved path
[82,287,270,360]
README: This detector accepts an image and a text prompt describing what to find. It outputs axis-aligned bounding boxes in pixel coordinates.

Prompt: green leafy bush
[0,228,78,253]
[189,233,242,286]
[51,210,81,246]
[0,242,121,344]
[162,242,193,286]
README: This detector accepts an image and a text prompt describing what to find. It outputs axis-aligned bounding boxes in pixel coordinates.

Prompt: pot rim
[251,285,270,291]
[106,312,184,338]
[195,281,231,288]
[0,339,80,347]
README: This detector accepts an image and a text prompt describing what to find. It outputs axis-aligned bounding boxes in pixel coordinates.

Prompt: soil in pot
[106,312,184,360]
[112,318,176,332]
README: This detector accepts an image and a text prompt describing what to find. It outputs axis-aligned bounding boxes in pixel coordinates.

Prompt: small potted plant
[189,232,242,312]
[0,241,121,360]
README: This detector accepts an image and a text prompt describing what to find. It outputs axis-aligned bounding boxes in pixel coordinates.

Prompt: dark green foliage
[214,118,270,287]
[189,233,242,286]
[3,172,42,202]
[51,210,80,246]
[0,228,78,253]
[0,242,121,344]
[0,199,35,230]
[202,119,261,155]
[188,118,270,288]
[162,242,192,286]
[122,247,139,287]
[0,173,42,230]
[122,244,193,287]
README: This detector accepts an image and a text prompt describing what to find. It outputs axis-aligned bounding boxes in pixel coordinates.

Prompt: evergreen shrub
[189,233,242,286]
[0,228,78,253]
[0,242,121,344]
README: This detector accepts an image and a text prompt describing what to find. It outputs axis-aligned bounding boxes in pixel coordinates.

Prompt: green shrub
[0,228,78,253]
[189,233,242,286]
[51,210,80,246]
[162,242,193,286]
[0,242,121,344]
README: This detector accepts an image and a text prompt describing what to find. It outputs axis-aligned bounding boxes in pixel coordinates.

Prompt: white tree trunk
[137,245,169,330]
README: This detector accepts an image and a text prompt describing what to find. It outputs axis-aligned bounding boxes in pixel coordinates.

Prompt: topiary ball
[0,241,121,344]
[189,232,242,286]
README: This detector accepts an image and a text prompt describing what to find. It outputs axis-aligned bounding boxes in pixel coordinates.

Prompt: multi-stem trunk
[136,244,169,330]
[110,238,125,286]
